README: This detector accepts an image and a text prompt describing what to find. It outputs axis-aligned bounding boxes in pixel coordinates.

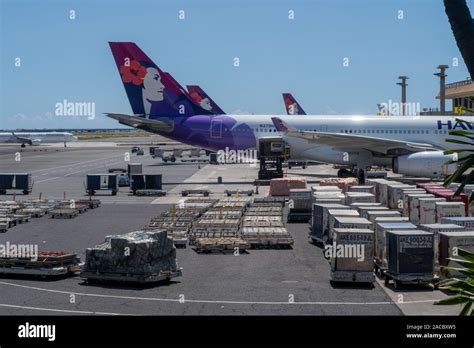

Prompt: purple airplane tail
[187,85,225,115]
[282,93,306,115]
[109,42,213,118]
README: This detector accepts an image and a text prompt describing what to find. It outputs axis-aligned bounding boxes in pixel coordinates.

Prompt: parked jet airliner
[107,42,472,180]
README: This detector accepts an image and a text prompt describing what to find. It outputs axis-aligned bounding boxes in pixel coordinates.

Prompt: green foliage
[435,249,474,315]
[443,119,474,202]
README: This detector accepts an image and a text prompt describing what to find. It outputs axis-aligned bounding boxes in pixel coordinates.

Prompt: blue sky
[1,0,472,129]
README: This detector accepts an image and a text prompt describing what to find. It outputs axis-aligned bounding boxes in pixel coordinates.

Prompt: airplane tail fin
[108,42,212,118]
[282,93,306,115]
[187,85,225,114]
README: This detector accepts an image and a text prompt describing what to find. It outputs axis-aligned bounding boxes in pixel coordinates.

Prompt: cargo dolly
[181,189,211,197]
[287,208,311,223]
[50,208,80,219]
[135,189,167,196]
[194,238,249,254]
[383,272,434,289]
[0,252,82,278]
[224,189,254,197]
[330,271,375,284]
[81,268,183,284]
[77,199,101,209]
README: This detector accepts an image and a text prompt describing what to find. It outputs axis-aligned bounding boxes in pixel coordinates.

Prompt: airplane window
[416,130,420,134]
[349,130,352,133]
[426,130,429,134]
[408,130,411,134]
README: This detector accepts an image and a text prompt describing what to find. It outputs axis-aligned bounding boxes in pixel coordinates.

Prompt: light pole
[397,76,409,116]
[435,65,449,114]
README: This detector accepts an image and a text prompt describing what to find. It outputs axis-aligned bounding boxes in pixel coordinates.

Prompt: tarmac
[0,140,462,316]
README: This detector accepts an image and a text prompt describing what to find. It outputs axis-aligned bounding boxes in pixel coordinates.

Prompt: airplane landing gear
[357,168,366,184]
[21,143,26,148]
[337,168,354,178]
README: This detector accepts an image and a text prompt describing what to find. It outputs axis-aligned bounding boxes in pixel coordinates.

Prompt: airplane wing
[105,113,174,133]
[271,117,437,156]
[11,132,33,145]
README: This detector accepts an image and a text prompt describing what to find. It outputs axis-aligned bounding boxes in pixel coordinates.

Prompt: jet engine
[31,139,42,146]
[392,151,458,178]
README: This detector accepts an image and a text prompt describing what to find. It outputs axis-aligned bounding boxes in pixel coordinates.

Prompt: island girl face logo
[120,59,165,115]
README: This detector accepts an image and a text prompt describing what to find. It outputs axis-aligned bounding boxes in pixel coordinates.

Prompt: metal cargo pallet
[50,208,80,219]
[194,238,249,253]
[330,270,375,284]
[81,268,183,284]
[0,265,80,277]
[383,272,434,289]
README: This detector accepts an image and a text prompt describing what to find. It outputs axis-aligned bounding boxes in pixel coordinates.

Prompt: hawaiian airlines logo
[189,91,213,112]
[437,120,474,130]
[120,60,165,115]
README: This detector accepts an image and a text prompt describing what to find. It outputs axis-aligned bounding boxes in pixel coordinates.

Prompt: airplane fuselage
[144,114,473,166]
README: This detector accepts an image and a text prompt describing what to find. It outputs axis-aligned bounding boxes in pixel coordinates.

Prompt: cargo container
[311,185,341,193]
[311,203,348,243]
[347,185,374,194]
[330,228,374,283]
[366,179,392,204]
[331,217,372,243]
[435,201,465,222]
[314,198,345,205]
[344,192,375,205]
[387,184,416,209]
[86,174,118,195]
[374,222,417,275]
[439,232,474,278]
[374,216,410,224]
[130,174,162,193]
[366,210,401,226]
[430,190,469,216]
[418,198,446,225]
[407,194,434,222]
[319,178,357,193]
[0,173,33,195]
[358,206,389,219]
[349,202,382,210]
[327,209,360,242]
[289,188,313,211]
[127,163,143,175]
[400,189,427,215]
[269,178,306,196]
[385,231,434,288]
[441,216,474,229]
[408,194,435,224]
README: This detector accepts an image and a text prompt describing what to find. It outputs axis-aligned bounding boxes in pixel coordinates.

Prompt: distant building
[421,78,474,115]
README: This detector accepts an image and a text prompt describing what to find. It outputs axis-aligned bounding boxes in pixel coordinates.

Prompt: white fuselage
[228,115,473,166]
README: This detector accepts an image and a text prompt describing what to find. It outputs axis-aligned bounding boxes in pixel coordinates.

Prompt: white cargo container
[311,185,341,193]
[400,190,427,216]
[374,216,410,224]
[409,195,438,224]
[331,217,372,242]
[311,203,348,243]
[418,198,446,225]
[344,192,375,205]
[347,185,374,194]
[419,223,465,234]
[366,179,391,204]
[387,184,416,209]
[374,222,418,272]
[350,202,382,210]
[408,194,434,223]
[330,228,374,283]
[439,232,474,278]
[435,201,465,222]
[366,210,401,226]
[358,206,389,219]
[441,216,474,229]
[327,209,360,241]
[314,198,345,205]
